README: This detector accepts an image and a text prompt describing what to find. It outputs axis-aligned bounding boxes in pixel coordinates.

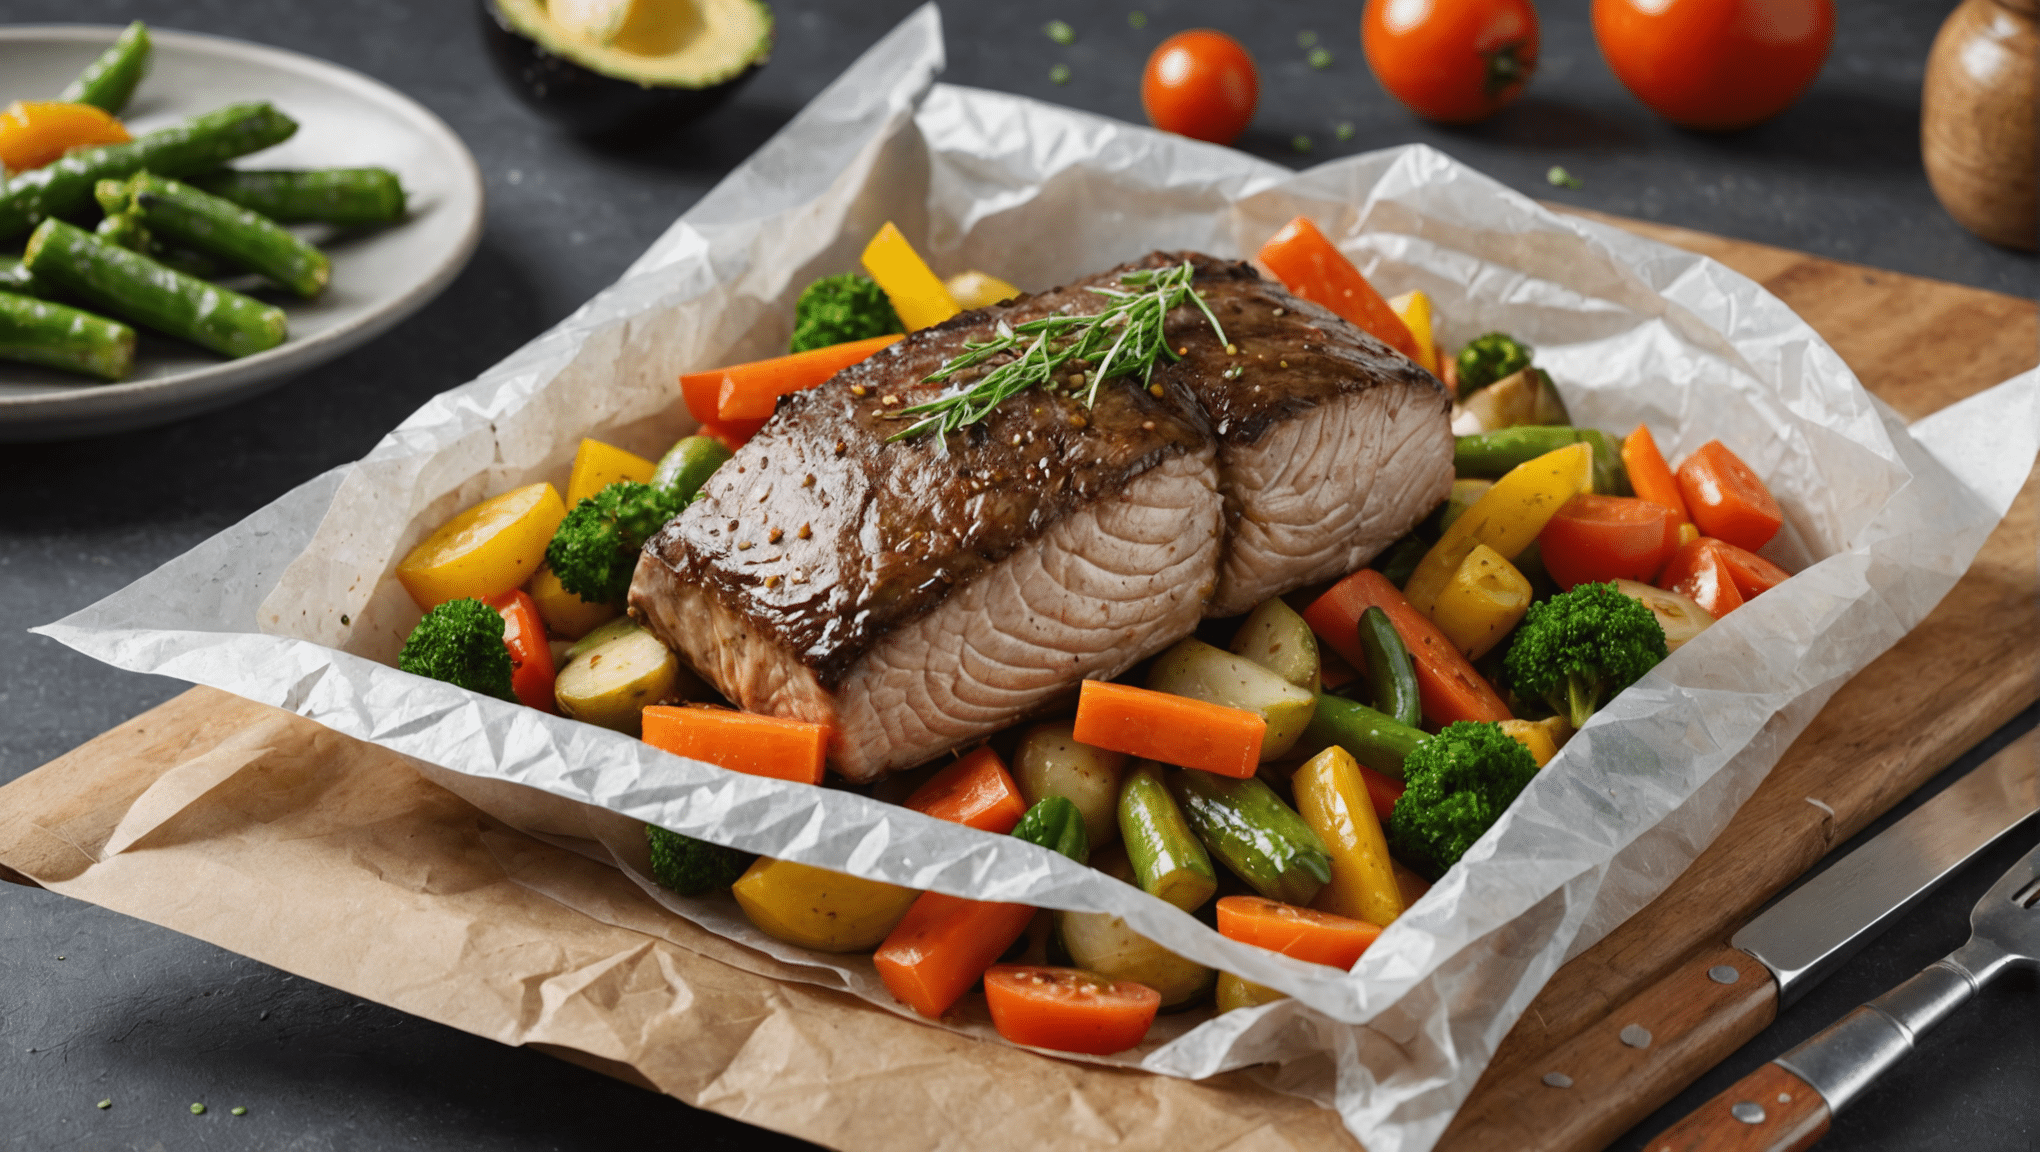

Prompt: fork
[1651,836,2040,1151]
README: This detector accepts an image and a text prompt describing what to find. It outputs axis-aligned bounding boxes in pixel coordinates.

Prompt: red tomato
[484,589,557,712]
[1141,30,1258,145]
[1662,537,1789,603]
[1658,538,1746,618]
[983,966,1161,1055]
[1675,440,1783,552]
[1362,0,1540,124]
[1538,494,1677,589]
[1593,0,1834,130]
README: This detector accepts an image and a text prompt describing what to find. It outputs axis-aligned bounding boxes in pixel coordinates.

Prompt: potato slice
[1228,598,1319,689]
[1012,721,1127,850]
[1147,638,1316,761]
[528,564,619,640]
[1611,578,1715,652]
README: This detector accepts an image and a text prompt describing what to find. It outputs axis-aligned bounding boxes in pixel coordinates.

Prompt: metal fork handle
[1776,937,2008,1113]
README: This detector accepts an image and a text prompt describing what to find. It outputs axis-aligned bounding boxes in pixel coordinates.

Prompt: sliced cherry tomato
[1141,30,1258,145]
[1658,537,1745,618]
[983,965,1161,1055]
[1537,494,1677,589]
[1675,440,1783,552]
[483,589,557,712]
[1662,537,1789,604]
[1593,0,1834,131]
[1216,895,1382,969]
[1362,0,1540,124]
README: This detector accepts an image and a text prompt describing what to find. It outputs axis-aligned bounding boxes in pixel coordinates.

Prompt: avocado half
[480,0,772,138]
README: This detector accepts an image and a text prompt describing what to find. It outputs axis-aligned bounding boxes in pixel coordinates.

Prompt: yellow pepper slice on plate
[564,437,656,507]
[1430,544,1533,660]
[0,101,129,173]
[1404,440,1593,617]
[861,222,959,331]
[1294,745,1405,928]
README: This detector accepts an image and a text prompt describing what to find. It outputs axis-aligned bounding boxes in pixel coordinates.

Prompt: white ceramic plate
[0,25,484,441]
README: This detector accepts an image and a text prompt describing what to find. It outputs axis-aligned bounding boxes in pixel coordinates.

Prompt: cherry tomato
[1141,30,1258,145]
[1362,0,1540,124]
[1674,440,1783,552]
[1538,494,1677,589]
[983,966,1161,1055]
[1658,538,1746,618]
[1593,0,1834,131]
[1660,537,1789,604]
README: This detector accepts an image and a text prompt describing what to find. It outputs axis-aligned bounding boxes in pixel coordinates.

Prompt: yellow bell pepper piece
[943,269,1021,310]
[1499,716,1572,768]
[564,438,657,508]
[1404,440,1593,617]
[1215,971,1287,1012]
[1430,544,1533,660]
[1387,290,1438,375]
[861,222,960,331]
[527,564,620,639]
[396,482,566,611]
[732,858,920,953]
[1294,746,1405,928]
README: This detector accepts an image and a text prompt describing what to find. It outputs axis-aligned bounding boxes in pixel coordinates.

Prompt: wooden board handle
[1646,1061,1829,1151]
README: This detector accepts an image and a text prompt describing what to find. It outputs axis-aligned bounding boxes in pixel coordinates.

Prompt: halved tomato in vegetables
[1675,440,1782,552]
[983,965,1161,1055]
[1216,895,1382,969]
[1660,537,1788,604]
[1538,493,1677,588]
[483,588,557,712]
[1658,537,1745,618]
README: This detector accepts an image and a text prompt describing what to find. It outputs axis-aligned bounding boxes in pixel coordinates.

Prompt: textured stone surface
[1,2,2032,1149]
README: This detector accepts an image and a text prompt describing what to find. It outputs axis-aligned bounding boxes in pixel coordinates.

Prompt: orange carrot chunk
[1621,424,1692,527]
[904,745,1029,834]
[640,705,829,785]
[678,373,768,447]
[1257,217,1424,363]
[1675,440,1783,552]
[1302,569,1512,725]
[1072,680,1265,778]
[1216,895,1383,969]
[875,893,1037,1019]
[712,334,904,421]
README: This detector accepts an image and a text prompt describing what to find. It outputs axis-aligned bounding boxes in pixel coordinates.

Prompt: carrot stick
[1257,216,1423,363]
[1621,424,1691,526]
[712,334,904,421]
[905,745,1028,834]
[640,705,829,784]
[1072,680,1264,778]
[1215,894,1382,969]
[875,893,1037,1019]
[1302,569,1513,725]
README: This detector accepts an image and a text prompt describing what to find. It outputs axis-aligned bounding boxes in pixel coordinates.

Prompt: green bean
[117,173,329,297]
[0,290,135,381]
[24,219,285,359]
[1299,695,1428,781]
[0,103,298,241]
[1167,769,1330,907]
[190,167,406,227]
[1454,425,1629,494]
[59,21,151,114]
[1117,762,1216,912]
[0,257,53,299]
[1357,606,1422,729]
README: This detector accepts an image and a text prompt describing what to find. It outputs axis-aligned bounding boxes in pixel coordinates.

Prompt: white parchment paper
[37,8,2040,1150]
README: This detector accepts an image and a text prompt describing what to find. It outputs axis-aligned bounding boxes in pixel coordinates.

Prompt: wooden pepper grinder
[1922,0,2037,250]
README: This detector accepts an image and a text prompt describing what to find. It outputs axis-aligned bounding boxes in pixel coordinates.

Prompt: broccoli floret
[1503,581,1669,729]
[646,824,754,896]
[544,481,681,606]
[1386,721,1540,878]
[397,598,516,702]
[789,273,904,353]
[1455,332,1533,396]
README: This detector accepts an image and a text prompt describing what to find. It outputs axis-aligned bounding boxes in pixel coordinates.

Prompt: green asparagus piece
[189,167,406,227]
[0,257,53,299]
[94,209,152,253]
[24,219,285,358]
[113,172,329,297]
[1454,425,1629,494]
[1301,695,1429,780]
[59,21,152,114]
[651,435,734,506]
[1166,769,1331,907]
[93,185,223,279]
[0,290,135,381]
[1357,606,1422,730]
[0,103,298,241]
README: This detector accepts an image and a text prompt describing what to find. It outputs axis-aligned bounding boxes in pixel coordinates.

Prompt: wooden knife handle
[1645,1061,1831,1152]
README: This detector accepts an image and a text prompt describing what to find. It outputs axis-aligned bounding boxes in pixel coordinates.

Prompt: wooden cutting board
[1434,209,2040,1152]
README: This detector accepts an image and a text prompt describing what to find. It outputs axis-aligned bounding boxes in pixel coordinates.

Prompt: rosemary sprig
[887,260,1226,442]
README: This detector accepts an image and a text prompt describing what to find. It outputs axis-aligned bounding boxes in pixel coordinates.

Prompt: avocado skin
[478,0,764,139]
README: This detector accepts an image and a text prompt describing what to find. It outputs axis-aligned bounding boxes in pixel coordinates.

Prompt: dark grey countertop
[2,1,2033,1149]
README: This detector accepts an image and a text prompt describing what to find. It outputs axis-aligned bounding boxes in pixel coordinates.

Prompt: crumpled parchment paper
[35,7,2040,1150]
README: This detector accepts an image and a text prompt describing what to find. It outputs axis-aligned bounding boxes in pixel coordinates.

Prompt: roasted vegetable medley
[383,215,1791,1055]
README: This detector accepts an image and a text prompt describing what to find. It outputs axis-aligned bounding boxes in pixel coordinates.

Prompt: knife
[1433,725,2039,1152]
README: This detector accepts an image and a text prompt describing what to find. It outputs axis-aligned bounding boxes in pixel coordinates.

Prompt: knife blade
[1731,725,2040,1005]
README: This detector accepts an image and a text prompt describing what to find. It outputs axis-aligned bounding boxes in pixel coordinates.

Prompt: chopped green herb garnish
[1049,63,1071,84]
[231,1106,248,1117]
[1307,46,1332,69]
[1044,19,1075,45]
[1546,165,1583,189]
[1298,30,1319,48]
[892,260,1225,442]
[96,1099,111,1110]
[1128,11,1147,28]
[1335,121,1356,141]
[1292,134,1313,153]
[190,1103,206,1115]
